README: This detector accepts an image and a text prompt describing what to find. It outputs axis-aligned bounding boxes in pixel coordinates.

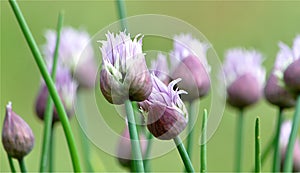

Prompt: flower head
[222,48,266,108]
[43,27,97,88]
[35,66,77,122]
[140,75,188,140]
[150,53,170,84]
[99,31,152,104]
[170,34,211,101]
[2,102,35,159]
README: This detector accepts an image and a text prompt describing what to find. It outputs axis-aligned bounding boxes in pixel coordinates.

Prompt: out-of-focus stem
[174,136,195,173]
[200,109,207,173]
[235,108,244,172]
[255,117,261,173]
[272,107,284,172]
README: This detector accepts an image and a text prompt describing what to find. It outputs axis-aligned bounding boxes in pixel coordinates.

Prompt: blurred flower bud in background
[150,53,170,85]
[139,75,188,140]
[170,34,211,101]
[2,102,35,159]
[99,31,152,104]
[222,48,266,109]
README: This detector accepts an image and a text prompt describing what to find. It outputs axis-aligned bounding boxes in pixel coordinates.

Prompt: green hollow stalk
[283,95,300,172]
[272,108,284,172]
[18,158,27,173]
[8,0,81,171]
[252,135,275,171]
[174,136,195,173]
[49,126,55,172]
[186,101,197,159]
[7,154,16,173]
[116,0,128,31]
[235,108,244,172]
[144,131,153,172]
[255,117,261,173]
[200,109,208,173]
[39,12,63,172]
[124,100,145,173]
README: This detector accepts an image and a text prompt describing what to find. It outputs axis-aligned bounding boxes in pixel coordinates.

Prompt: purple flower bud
[116,126,147,168]
[140,75,188,140]
[284,59,300,94]
[35,67,77,122]
[2,102,35,159]
[99,32,152,104]
[43,27,97,89]
[150,53,170,85]
[222,48,266,108]
[170,34,211,101]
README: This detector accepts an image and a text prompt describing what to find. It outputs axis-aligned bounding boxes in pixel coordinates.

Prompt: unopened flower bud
[284,59,300,94]
[117,126,147,168]
[150,53,170,85]
[2,102,35,159]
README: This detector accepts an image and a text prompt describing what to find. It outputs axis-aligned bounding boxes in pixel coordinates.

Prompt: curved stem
[272,107,284,172]
[200,109,208,173]
[174,136,195,173]
[39,12,63,172]
[124,100,145,172]
[8,1,81,171]
[186,101,197,159]
[7,154,16,173]
[235,108,244,172]
[18,158,27,173]
[255,117,261,173]
[283,95,300,172]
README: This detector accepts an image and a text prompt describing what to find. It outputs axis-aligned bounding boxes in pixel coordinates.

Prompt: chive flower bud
[150,53,170,84]
[2,102,35,159]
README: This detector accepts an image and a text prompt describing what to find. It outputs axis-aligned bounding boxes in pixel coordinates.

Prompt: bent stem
[235,108,244,172]
[18,158,27,173]
[39,11,63,172]
[8,1,81,171]
[255,117,261,173]
[7,154,16,173]
[186,101,197,159]
[174,136,195,173]
[124,100,145,172]
[200,109,208,173]
[283,95,300,172]
[272,107,284,172]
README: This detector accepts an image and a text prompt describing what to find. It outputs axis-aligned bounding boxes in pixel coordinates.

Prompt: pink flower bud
[284,59,300,94]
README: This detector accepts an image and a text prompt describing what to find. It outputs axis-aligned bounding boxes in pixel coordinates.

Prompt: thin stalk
[8,1,81,171]
[18,158,27,173]
[115,0,128,31]
[283,95,300,172]
[7,154,16,173]
[255,117,261,173]
[174,136,195,173]
[200,109,208,173]
[235,108,244,172]
[272,107,284,172]
[49,126,55,172]
[144,131,153,172]
[186,101,197,159]
[252,135,275,171]
[39,12,63,172]
[124,100,145,172]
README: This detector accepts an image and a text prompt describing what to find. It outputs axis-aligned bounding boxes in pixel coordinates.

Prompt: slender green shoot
[8,0,81,171]
[49,126,55,172]
[235,108,244,172]
[18,158,27,173]
[283,95,300,172]
[39,11,63,172]
[174,136,195,173]
[200,109,208,173]
[124,100,145,172]
[255,117,261,173]
[272,108,284,172]
[115,0,128,31]
[252,135,275,171]
[186,101,197,159]
[7,154,16,173]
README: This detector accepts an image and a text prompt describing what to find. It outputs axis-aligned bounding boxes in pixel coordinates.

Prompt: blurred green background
[1,0,300,172]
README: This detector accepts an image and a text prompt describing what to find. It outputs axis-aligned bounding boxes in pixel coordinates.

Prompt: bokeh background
[1,0,300,172]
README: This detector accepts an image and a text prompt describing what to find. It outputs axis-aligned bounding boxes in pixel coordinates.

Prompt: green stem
[235,108,244,172]
[8,1,81,171]
[272,107,284,172]
[283,95,300,172]
[252,135,275,171]
[174,136,195,173]
[144,131,153,172]
[200,109,208,173]
[7,154,16,173]
[255,117,261,173]
[39,12,63,172]
[186,101,197,159]
[124,100,145,173]
[49,126,55,172]
[18,158,27,173]
[115,0,128,31]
